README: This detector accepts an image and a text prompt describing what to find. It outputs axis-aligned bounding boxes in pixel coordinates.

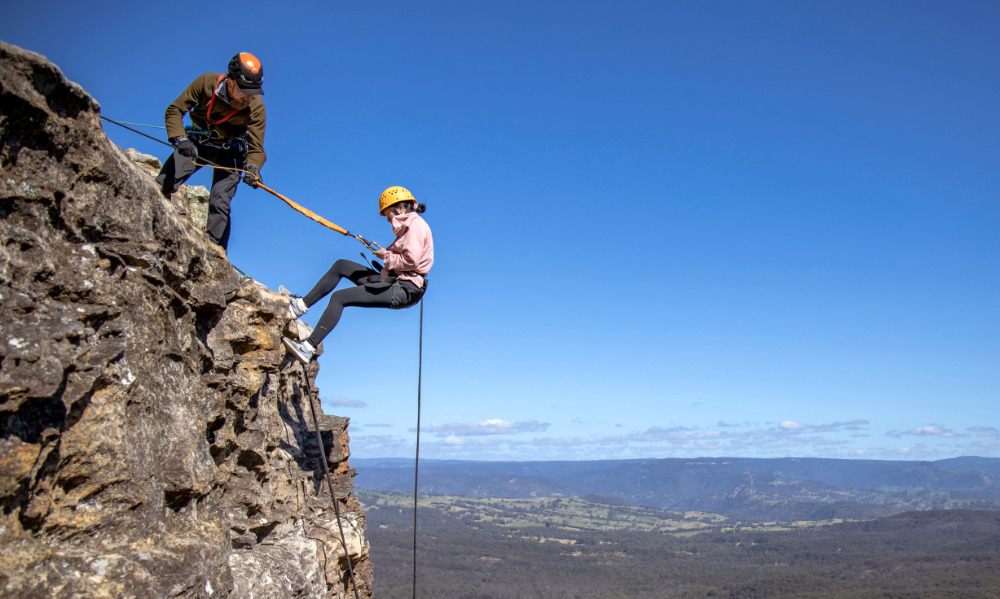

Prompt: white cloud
[325,396,367,408]
[968,426,998,438]
[904,425,961,437]
[351,434,411,455]
[421,419,550,437]
[625,426,734,443]
[779,420,808,431]
[508,419,877,460]
[967,439,1000,452]
[530,436,601,447]
[779,419,869,432]
[442,435,507,446]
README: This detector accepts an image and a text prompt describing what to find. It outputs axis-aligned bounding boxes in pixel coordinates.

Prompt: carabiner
[353,234,382,252]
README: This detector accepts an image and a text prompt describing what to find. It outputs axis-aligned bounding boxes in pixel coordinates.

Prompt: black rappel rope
[100,115,174,149]
[412,298,424,599]
[99,115,229,170]
[301,364,363,599]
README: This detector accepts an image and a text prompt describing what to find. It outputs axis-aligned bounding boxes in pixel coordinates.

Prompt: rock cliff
[0,41,372,598]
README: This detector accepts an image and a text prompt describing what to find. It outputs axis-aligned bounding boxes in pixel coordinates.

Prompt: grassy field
[361,491,748,534]
[357,491,1000,599]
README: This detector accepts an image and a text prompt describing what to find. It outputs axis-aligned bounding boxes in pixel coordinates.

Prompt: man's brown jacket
[164,72,267,169]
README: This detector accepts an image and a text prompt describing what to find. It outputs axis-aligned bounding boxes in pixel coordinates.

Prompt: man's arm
[164,74,213,141]
[244,100,267,169]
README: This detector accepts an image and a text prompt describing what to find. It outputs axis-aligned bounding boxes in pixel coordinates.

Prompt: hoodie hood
[389,211,420,237]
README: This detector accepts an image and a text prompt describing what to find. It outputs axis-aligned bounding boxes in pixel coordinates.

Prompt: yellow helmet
[378,186,416,215]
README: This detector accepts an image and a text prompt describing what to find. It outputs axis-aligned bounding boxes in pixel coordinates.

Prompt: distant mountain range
[351,456,1000,521]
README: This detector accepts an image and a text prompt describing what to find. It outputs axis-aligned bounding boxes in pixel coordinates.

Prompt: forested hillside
[354,457,1000,521]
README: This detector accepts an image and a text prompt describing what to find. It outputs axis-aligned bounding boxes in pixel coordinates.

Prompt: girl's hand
[373,248,388,259]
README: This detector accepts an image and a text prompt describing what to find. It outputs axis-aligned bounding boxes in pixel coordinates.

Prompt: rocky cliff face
[0,41,372,598]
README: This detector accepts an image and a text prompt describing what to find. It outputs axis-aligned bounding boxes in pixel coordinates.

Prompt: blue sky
[4,1,998,462]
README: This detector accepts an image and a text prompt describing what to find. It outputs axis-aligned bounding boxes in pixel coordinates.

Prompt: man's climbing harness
[100,115,383,252]
[184,123,249,155]
[301,365,363,599]
[203,74,240,127]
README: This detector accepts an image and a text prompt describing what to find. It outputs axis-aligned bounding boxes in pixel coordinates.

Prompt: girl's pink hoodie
[380,212,434,288]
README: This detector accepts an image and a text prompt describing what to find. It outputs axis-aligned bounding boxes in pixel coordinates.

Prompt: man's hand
[175,136,197,158]
[242,163,262,188]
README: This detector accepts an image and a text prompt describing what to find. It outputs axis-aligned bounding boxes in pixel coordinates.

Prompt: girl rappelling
[281,186,435,364]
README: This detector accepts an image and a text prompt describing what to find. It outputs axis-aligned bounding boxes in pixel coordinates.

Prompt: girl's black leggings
[303,259,388,347]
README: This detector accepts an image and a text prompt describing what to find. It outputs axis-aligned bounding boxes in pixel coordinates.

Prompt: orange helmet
[228,52,263,95]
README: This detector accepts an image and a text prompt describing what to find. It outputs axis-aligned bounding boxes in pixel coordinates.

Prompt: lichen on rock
[0,40,371,598]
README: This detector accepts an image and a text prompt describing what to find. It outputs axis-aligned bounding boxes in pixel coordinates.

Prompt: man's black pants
[155,143,244,250]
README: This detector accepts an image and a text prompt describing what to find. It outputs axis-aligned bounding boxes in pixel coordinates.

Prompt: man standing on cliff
[155,53,267,251]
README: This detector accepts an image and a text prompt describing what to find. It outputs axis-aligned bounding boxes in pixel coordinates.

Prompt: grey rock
[0,41,372,598]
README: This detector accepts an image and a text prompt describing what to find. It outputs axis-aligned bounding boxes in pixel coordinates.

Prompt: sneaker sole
[281,337,313,364]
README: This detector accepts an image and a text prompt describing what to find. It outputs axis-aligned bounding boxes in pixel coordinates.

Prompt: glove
[175,136,197,158]
[242,163,261,188]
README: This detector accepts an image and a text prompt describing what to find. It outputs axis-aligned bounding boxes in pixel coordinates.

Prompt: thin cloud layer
[900,425,964,437]
[970,426,999,437]
[780,420,869,432]
[350,417,1000,462]
[324,396,367,408]
[420,419,550,436]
